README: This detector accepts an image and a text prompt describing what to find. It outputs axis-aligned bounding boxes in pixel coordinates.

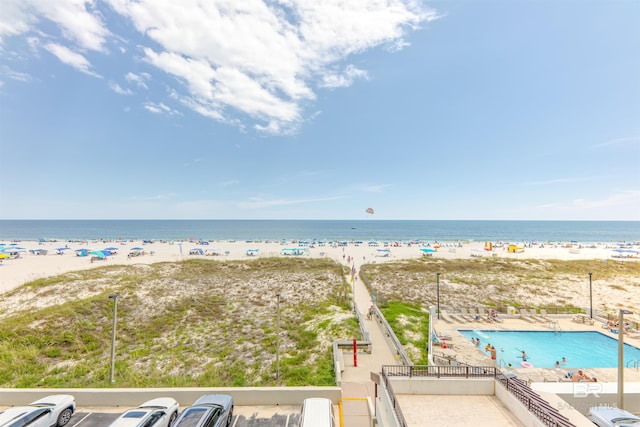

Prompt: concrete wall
[494,382,548,427]
[0,387,342,408]
[532,382,640,415]
[390,377,495,395]
[375,385,401,427]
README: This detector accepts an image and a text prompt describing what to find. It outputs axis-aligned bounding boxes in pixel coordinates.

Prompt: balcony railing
[382,365,576,427]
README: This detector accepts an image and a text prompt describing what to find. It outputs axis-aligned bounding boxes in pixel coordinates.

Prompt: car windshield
[123,411,147,419]
[177,408,207,427]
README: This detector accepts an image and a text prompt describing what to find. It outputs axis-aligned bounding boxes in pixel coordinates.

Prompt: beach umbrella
[56,247,71,251]
[130,247,144,251]
[89,251,106,259]
[0,253,9,259]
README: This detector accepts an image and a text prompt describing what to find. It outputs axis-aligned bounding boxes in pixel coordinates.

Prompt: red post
[353,338,358,367]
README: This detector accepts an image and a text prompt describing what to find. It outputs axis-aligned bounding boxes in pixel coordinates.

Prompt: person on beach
[521,351,527,361]
[474,338,480,347]
[490,346,497,360]
[555,361,560,368]
[572,370,594,382]
[367,305,374,320]
[560,357,567,365]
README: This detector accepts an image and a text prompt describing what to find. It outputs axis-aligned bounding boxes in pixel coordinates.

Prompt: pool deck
[432,315,640,383]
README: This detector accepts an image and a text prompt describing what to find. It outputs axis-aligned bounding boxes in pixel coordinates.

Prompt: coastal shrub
[0,258,359,388]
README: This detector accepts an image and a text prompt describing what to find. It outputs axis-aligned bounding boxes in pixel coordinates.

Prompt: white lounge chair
[529,309,545,323]
[460,308,476,322]
[519,308,536,323]
[439,312,455,324]
[539,309,553,322]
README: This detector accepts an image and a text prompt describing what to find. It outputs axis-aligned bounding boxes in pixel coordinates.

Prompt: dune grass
[2,256,637,385]
[0,258,359,388]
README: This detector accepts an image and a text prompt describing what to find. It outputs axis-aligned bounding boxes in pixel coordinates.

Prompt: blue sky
[0,0,638,220]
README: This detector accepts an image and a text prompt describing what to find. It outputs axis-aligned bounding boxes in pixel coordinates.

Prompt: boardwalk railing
[380,366,409,427]
[373,305,413,366]
[496,374,576,427]
[382,365,576,427]
[383,364,499,378]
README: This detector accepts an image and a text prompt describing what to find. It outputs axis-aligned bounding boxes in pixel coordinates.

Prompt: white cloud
[0,0,110,51]
[593,136,640,148]
[1,67,31,82]
[125,71,150,89]
[109,81,132,95]
[236,195,345,209]
[320,65,369,89]
[361,184,391,193]
[143,101,180,116]
[535,189,640,220]
[1,0,437,134]
[108,0,436,133]
[44,43,101,77]
[526,176,595,186]
[569,189,640,210]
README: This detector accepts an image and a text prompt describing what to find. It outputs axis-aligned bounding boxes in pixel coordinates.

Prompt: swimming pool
[458,330,640,369]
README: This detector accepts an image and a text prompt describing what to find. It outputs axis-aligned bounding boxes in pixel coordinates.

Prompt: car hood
[192,395,232,409]
[30,395,75,407]
[139,398,177,410]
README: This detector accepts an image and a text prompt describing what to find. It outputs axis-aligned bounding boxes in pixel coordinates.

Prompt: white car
[109,398,180,427]
[587,406,640,427]
[0,394,76,427]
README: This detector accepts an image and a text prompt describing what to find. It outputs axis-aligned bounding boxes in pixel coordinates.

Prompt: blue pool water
[458,330,640,369]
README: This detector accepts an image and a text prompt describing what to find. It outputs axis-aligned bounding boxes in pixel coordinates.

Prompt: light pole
[436,273,441,320]
[589,273,593,319]
[275,293,281,382]
[109,294,118,384]
[618,309,633,409]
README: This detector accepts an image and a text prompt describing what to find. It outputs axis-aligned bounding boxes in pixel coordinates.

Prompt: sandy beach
[1,239,636,294]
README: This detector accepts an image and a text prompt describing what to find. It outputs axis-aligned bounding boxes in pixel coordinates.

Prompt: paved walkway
[339,257,400,427]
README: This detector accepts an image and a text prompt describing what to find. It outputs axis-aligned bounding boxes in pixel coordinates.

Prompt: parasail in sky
[365,207,374,215]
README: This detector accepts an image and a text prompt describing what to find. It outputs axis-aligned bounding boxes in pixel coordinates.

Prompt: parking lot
[66,409,302,427]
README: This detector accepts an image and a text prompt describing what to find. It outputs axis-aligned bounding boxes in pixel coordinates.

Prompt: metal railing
[373,305,413,366]
[353,301,371,343]
[380,366,409,427]
[496,374,575,427]
[383,364,499,378]
[382,366,576,427]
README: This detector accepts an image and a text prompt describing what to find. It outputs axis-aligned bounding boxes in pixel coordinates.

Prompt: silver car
[0,395,76,427]
[172,395,233,427]
[108,398,180,427]
[587,406,640,427]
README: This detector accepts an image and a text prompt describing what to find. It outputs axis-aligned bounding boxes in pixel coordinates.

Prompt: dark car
[172,395,233,427]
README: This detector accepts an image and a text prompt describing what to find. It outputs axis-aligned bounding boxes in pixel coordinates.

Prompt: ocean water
[0,220,638,242]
